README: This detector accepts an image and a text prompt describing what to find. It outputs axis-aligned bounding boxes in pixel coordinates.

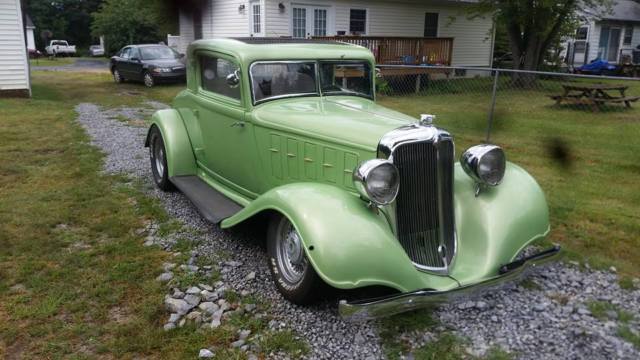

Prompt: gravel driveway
[76,102,640,360]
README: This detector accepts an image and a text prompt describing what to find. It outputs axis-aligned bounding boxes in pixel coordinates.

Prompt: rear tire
[267,215,323,304]
[148,127,174,191]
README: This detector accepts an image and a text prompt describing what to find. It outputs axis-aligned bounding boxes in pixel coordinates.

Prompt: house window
[424,12,439,37]
[623,26,633,45]
[293,7,307,38]
[314,9,327,36]
[251,1,262,35]
[576,26,588,41]
[199,55,241,100]
[349,9,366,35]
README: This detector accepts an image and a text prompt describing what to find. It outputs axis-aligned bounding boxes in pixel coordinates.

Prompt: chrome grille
[392,139,455,271]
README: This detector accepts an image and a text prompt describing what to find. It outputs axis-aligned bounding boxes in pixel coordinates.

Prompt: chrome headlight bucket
[353,159,400,205]
[461,144,506,186]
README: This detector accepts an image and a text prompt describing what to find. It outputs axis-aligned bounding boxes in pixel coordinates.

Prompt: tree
[25,0,102,50]
[91,0,177,55]
[474,0,613,72]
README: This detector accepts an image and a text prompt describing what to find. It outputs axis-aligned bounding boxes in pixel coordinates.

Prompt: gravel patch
[76,102,640,359]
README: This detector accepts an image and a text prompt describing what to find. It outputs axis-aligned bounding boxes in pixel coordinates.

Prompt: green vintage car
[145,38,560,320]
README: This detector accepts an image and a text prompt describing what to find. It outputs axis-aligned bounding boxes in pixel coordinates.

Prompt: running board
[170,176,243,224]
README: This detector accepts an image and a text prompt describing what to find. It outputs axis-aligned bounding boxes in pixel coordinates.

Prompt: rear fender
[145,109,197,177]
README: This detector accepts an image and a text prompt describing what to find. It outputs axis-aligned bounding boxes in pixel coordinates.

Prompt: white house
[0,0,31,97]
[173,0,496,67]
[566,0,640,66]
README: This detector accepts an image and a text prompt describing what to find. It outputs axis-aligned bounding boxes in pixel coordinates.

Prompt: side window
[130,48,140,60]
[121,48,131,59]
[200,55,241,100]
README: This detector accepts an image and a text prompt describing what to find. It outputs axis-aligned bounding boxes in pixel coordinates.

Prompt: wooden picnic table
[550,83,640,111]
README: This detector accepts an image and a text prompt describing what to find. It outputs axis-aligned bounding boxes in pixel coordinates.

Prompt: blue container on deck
[402,55,416,65]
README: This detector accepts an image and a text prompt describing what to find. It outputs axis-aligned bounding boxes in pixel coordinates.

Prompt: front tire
[143,72,155,88]
[113,68,124,83]
[267,215,322,304]
[148,127,174,191]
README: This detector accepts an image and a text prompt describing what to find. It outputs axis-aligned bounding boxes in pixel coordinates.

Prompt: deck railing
[312,36,454,66]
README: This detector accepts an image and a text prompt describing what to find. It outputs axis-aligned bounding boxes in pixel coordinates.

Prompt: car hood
[251,96,417,151]
[143,59,184,67]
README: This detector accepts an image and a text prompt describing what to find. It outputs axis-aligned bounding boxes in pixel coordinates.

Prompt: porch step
[170,176,243,224]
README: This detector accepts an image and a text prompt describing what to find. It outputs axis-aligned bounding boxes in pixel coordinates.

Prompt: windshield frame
[140,46,180,61]
[249,59,374,106]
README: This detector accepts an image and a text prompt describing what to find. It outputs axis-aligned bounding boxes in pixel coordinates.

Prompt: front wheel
[113,68,124,83]
[267,215,323,304]
[143,72,155,88]
[148,127,174,191]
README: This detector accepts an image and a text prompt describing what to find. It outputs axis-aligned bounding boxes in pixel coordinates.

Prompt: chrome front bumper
[339,245,562,321]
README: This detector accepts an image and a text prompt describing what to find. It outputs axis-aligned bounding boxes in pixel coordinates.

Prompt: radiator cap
[420,114,435,125]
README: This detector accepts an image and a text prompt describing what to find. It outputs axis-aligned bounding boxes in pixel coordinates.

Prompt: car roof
[188,38,375,65]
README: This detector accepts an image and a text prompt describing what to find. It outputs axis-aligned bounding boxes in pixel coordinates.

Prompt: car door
[192,52,259,197]
[117,47,132,77]
[128,47,144,80]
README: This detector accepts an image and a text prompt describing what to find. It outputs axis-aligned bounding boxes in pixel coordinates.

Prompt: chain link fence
[375,65,640,140]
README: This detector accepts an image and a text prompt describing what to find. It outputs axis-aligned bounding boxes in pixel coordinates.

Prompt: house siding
[0,0,30,96]
[209,0,250,38]
[584,21,640,64]
[265,0,494,66]
[178,8,195,54]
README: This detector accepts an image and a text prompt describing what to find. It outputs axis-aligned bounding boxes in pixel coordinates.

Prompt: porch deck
[312,36,454,66]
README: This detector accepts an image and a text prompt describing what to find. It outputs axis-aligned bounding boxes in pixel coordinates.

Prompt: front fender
[450,162,551,285]
[221,183,458,292]
[145,109,196,178]
[222,163,550,293]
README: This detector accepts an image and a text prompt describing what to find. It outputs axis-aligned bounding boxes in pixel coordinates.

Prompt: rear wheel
[143,72,155,88]
[267,215,322,304]
[148,127,174,191]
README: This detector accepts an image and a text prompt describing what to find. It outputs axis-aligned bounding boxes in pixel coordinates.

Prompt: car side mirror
[226,70,241,88]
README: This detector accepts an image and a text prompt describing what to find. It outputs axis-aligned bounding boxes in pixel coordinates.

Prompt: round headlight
[461,144,506,186]
[353,159,400,205]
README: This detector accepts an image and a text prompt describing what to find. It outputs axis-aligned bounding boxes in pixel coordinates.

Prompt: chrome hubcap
[153,137,165,177]
[144,74,153,87]
[276,219,307,284]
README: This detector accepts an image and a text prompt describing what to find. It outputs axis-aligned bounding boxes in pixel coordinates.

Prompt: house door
[292,5,330,38]
[250,1,264,37]
[599,26,622,62]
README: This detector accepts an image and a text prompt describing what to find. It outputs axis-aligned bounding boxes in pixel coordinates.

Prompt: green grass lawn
[0,72,306,359]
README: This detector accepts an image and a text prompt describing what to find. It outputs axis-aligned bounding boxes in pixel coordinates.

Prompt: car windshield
[140,46,179,60]
[250,61,373,103]
[319,62,373,98]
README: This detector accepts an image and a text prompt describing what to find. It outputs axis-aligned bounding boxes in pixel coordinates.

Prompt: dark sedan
[110,44,186,87]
